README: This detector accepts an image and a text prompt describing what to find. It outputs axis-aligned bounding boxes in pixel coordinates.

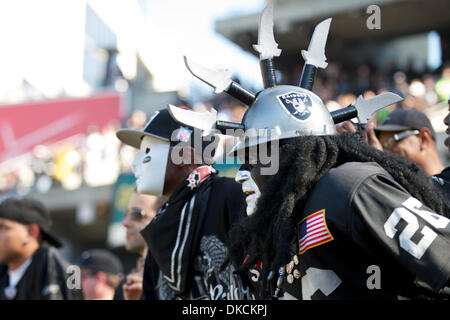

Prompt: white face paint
[235,169,261,216]
[132,135,170,196]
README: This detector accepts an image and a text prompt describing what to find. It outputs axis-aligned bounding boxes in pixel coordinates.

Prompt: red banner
[0,92,125,161]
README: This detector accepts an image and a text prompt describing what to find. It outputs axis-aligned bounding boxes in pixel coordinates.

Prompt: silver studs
[286,261,294,274]
[277,275,284,288]
[287,274,294,284]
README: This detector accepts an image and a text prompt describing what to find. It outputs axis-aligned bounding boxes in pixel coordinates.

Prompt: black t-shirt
[113,279,125,300]
[280,162,450,300]
[0,245,83,300]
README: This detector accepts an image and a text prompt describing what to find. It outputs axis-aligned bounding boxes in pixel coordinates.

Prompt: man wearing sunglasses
[373,108,444,177]
[113,191,166,300]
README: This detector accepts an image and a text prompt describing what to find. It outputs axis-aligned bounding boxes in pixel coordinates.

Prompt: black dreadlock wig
[229,132,449,298]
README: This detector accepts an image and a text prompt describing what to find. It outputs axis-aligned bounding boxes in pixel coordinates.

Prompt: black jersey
[280,162,450,300]
[433,167,450,206]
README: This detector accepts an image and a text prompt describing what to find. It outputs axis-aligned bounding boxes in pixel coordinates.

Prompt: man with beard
[113,191,166,300]
[0,197,83,300]
[116,107,252,300]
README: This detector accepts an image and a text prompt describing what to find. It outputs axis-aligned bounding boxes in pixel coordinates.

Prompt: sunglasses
[381,130,420,149]
[123,207,153,221]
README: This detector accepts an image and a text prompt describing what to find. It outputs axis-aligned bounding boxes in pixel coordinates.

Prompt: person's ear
[96,271,107,285]
[418,128,432,151]
[25,224,40,244]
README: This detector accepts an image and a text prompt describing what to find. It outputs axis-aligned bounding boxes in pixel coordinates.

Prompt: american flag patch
[298,209,333,255]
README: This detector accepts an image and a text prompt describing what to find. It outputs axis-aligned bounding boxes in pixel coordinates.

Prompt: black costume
[275,162,450,300]
[0,245,83,300]
[172,2,450,301]
[433,167,450,205]
[141,166,253,300]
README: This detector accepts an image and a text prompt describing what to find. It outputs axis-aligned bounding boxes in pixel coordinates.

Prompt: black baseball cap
[116,107,218,164]
[79,249,123,277]
[374,108,436,140]
[0,197,63,248]
[116,108,196,149]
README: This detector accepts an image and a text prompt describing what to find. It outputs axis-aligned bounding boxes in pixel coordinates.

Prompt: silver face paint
[235,169,261,216]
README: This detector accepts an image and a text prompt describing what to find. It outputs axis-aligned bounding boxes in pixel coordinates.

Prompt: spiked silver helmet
[231,85,336,153]
[168,2,402,155]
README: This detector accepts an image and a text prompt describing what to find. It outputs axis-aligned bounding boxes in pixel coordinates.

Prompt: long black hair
[229,133,449,297]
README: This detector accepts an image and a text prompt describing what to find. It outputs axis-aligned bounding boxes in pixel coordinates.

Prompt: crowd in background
[1,60,449,197]
[310,60,450,122]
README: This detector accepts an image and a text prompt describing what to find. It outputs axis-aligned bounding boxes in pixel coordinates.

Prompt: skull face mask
[235,165,261,216]
[117,108,197,196]
[132,135,170,196]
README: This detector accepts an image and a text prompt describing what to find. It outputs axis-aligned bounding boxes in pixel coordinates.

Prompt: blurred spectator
[1,57,450,198]
[423,74,439,105]
[79,249,123,300]
[432,98,450,202]
[401,95,419,110]
[336,93,356,108]
[326,100,341,113]
[0,197,83,300]
[444,100,450,154]
[83,122,121,187]
[435,64,450,102]
[372,109,444,176]
[114,191,166,300]
[0,114,145,195]
[356,64,372,94]
[127,110,148,130]
[363,90,376,99]
[393,71,409,97]
[120,110,148,173]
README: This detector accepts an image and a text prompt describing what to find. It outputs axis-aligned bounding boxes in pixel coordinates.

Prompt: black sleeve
[113,279,125,300]
[44,247,84,300]
[351,173,450,292]
[141,252,157,300]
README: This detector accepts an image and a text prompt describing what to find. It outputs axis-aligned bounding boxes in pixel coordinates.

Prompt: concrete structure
[215,0,450,73]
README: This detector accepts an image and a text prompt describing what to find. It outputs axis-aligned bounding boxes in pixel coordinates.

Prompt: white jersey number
[279,267,342,300]
[384,197,449,259]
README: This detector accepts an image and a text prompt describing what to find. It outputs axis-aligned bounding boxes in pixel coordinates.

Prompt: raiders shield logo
[276,91,312,121]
